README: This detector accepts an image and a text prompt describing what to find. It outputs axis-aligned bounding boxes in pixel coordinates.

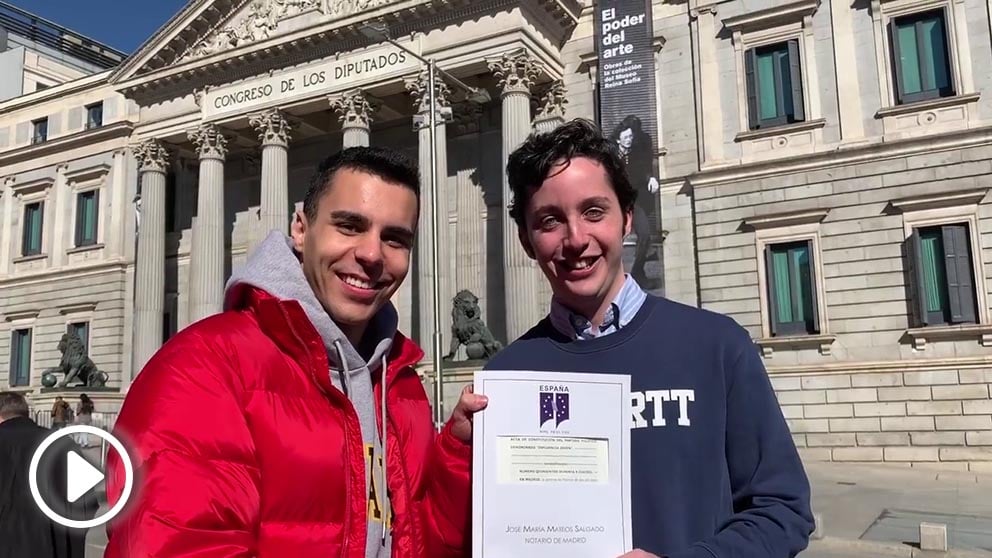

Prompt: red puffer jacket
[103,285,471,557]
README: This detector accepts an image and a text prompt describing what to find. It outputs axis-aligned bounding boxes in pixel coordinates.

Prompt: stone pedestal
[417,360,483,421]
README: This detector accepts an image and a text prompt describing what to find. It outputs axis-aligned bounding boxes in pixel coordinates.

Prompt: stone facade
[1,0,991,470]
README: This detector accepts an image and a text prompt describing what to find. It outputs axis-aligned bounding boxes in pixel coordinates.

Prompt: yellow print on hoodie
[366,443,393,528]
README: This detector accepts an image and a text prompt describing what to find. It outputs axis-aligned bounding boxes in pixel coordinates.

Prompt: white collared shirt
[548,274,648,340]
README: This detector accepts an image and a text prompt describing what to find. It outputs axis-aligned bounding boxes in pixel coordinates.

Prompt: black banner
[595,0,662,291]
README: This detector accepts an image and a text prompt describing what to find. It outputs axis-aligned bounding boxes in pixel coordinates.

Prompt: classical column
[533,80,567,134]
[451,105,487,328]
[187,124,229,323]
[331,89,376,147]
[405,70,452,359]
[249,109,292,245]
[131,139,169,374]
[488,50,544,342]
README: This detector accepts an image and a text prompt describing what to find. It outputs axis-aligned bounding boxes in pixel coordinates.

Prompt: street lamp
[359,22,491,430]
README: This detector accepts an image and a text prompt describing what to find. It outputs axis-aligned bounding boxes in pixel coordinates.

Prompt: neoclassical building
[2,0,992,471]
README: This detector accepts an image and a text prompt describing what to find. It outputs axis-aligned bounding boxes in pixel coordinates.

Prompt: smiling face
[291,167,418,344]
[518,156,631,324]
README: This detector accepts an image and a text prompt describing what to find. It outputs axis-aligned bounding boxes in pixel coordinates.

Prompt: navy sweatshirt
[484,295,815,558]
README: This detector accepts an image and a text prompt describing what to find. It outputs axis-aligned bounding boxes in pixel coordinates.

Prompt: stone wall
[772,369,992,473]
[0,267,129,388]
[691,139,992,471]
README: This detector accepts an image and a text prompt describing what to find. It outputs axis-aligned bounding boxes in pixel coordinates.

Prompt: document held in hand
[472,370,632,558]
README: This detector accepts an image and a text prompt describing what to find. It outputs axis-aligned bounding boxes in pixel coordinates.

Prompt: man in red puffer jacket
[103,146,488,558]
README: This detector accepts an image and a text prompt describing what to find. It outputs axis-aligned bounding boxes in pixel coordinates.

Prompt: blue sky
[10,1,189,54]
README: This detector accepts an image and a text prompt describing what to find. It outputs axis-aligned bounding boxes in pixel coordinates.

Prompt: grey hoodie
[223,230,394,558]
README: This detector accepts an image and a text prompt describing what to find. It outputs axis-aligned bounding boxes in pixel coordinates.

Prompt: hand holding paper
[472,370,632,558]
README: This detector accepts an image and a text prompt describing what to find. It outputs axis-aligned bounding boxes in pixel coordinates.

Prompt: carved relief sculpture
[535,80,568,120]
[249,108,293,147]
[184,0,393,60]
[405,69,452,125]
[133,139,170,173]
[330,89,377,129]
[488,50,542,96]
[327,0,392,16]
[188,124,230,160]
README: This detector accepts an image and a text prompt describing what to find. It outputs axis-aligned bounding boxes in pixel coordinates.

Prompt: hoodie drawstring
[333,340,352,398]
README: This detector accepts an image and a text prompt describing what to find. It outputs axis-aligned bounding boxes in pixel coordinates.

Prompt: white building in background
[1,0,992,471]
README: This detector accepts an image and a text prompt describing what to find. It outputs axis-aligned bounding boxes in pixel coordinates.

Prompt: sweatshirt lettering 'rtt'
[484,295,815,558]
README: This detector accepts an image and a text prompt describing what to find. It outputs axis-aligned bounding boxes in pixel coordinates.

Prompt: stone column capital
[188,123,229,160]
[533,80,568,124]
[249,109,293,147]
[330,89,378,131]
[452,102,485,135]
[488,50,542,97]
[405,69,452,114]
[133,138,170,173]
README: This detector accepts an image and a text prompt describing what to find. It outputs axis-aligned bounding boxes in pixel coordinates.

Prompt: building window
[22,201,44,256]
[75,190,99,247]
[67,322,89,355]
[745,40,804,130]
[85,103,103,129]
[911,223,976,325]
[32,118,48,144]
[890,9,954,104]
[9,329,32,387]
[765,239,819,335]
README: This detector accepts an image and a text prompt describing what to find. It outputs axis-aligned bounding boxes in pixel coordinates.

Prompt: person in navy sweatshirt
[483,118,815,558]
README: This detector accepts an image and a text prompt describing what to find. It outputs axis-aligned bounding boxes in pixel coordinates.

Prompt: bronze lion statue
[53,332,108,388]
[444,289,502,361]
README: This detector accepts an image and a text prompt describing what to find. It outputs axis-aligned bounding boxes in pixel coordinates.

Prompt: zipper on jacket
[275,302,354,558]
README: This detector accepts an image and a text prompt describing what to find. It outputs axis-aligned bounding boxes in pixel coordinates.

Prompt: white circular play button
[28,424,134,529]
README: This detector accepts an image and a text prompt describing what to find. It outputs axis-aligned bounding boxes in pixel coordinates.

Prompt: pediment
[180,0,398,62]
[110,0,582,102]
[110,0,398,84]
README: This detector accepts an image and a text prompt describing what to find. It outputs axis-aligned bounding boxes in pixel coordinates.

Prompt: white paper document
[472,370,632,558]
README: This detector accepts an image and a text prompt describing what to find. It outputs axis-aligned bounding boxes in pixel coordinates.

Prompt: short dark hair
[506,118,637,229]
[303,146,420,223]
[0,391,29,420]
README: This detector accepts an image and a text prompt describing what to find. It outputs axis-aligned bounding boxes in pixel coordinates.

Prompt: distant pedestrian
[74,394,93,447]
[0,391,97,558]
[50,396,71,429]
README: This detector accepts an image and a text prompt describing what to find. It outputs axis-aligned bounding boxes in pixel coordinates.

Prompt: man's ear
[623,208,633,237]
[517,226,536,260]
[290,209,308,252]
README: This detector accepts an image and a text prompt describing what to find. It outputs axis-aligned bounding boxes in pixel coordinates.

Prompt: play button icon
[29,424,134,529]
[66,450,105,503]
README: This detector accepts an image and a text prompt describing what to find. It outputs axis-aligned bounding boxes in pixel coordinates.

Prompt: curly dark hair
[303,146,421,222]
[506,118,637,229]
